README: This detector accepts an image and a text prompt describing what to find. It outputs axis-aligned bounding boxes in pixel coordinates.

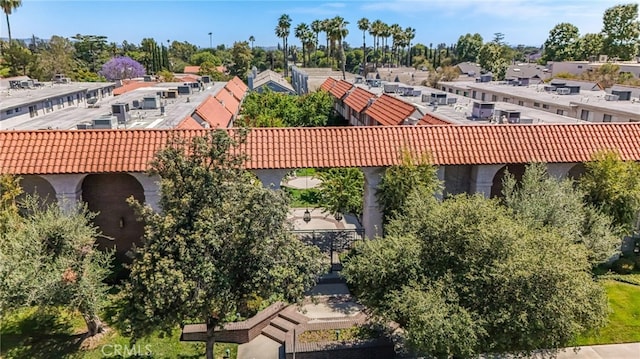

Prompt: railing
[291,229,366,272]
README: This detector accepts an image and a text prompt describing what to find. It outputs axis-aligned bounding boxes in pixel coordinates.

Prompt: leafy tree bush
[580,151,640,234]
[239,89,333,127]
[0,178,112,336]
[119,130,325,359]
[98,56,145,81]
[316,168,364,218]
[503,162,621,265]
[343,190,608,358]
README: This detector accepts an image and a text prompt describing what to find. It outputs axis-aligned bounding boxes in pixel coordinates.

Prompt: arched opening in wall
[444,165,472,197]
[491,164,527,198]
[18,175,57,207]
[567,163,586,181]
[81,174,145,265]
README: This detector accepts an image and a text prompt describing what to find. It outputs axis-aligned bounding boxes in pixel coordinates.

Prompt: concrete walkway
[236,334,282,359]
[549,343,640,359]
[282,176,321,189]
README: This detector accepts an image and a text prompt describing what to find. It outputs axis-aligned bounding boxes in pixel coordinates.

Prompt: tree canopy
[343,163,609,358]
[239,89,334,127]
[0,179,112,337]
[99,56,146,81]
[120,130,325,359]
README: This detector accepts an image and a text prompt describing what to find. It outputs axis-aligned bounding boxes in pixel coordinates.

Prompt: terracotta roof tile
[319,77,337,92]
[113,82,154,96]
[231,76,248,92]
[2,125,640,174]
[364,94,416,126]
[214,88,240,116]
[176,116,204,129]
[329,80,353,99]
[225,80,246,102]
[343,88,376,113]
[194,96,233,128]
[183,66,200,74]
[418,113,452,125]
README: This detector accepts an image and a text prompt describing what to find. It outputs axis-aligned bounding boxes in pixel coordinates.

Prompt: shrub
[612,257,635,274]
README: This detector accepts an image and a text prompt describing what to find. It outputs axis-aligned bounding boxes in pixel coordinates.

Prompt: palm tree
[405,27,416,67]
[249,35,255,50]
[275,14,291,77]
[357,17,369,75]
[1,0,22,44]
[294,23,311,67]
[381,23,391,67]
[390,24,402,67]
[311,20,322,65]
[370,19,383,69]
[329,16,349,79]
[321,18,331,65]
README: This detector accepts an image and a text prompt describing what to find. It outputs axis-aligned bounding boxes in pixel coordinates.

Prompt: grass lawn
[1,306,237,359]
[282,187,320,208]
[575,280,640,345]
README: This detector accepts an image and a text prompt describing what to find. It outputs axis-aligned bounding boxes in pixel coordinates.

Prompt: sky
[1,0,625,49]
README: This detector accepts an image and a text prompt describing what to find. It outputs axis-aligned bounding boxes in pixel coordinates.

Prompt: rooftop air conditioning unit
[604,94,619,101]
[556,87,571,95]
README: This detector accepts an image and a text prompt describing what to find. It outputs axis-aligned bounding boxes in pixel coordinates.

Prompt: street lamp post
[208,32,212,49]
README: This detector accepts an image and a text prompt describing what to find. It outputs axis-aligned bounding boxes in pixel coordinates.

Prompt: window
[577,65,583,69]
[491,95,497,102]
[503,97,510,103]
[15,107,21,112]
[542,104,549,109]
[603,114,612,122]
[534,102,540,107]
[6,109,13,115]
[581,110,589,121]
[557,109,564,115]
[29,106,37,118]
[472,91,477,99]
[518,100,524,106]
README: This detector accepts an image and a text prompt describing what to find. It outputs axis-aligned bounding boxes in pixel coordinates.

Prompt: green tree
[0,188,113,336]
[229,41,252,79]
[120,130,324,359]
[71,34,108,73]
[542,23,580,62]
[376,150,441,223]
[190,51,222,66]
[1,0,21,44]
[169,40,198,62]
[601,3,640,60]
[239,89,333,127]
[328,16,349,79]
[275,14,292,77]
[502,162,621,265]
[316,168,364,218]
[343,192,608,358]
[357,17,370,74]
[2,41,32,76]
[294,22,312,67]
[455,33,483,63]
[580,150,640,233]
[34,35,76,80]
[576,33,604,60]
[478,42,509,80]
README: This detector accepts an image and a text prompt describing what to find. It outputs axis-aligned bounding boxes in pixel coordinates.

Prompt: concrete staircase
[260,306,308,344]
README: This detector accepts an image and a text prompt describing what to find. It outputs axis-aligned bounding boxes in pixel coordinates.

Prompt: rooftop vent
[556,87,571,95]
[604,94,619,101]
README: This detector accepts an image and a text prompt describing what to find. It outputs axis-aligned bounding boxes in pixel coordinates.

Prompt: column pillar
[362,167,385,239]
[41,174,86,212]
[251,169,290,190]
[436,166,445,201]
[469,164,504,198]
[130,172,162,212]
[546,163,576,179]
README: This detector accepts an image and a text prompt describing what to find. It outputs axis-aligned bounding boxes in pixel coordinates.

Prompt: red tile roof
[174,74,200,83]
[231,76,248,92]
[194,96,233,128]
[183,66,201,74]
[419,113,452,126]
[343,88,376,113]
[176,116,204,130]
[320,77,337,92]
[225,80,245,102]
[2,124,640,175]
[113,82,154,96]
[214,88,240,116]
[365,94,416,126]
[328,80,353,99]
